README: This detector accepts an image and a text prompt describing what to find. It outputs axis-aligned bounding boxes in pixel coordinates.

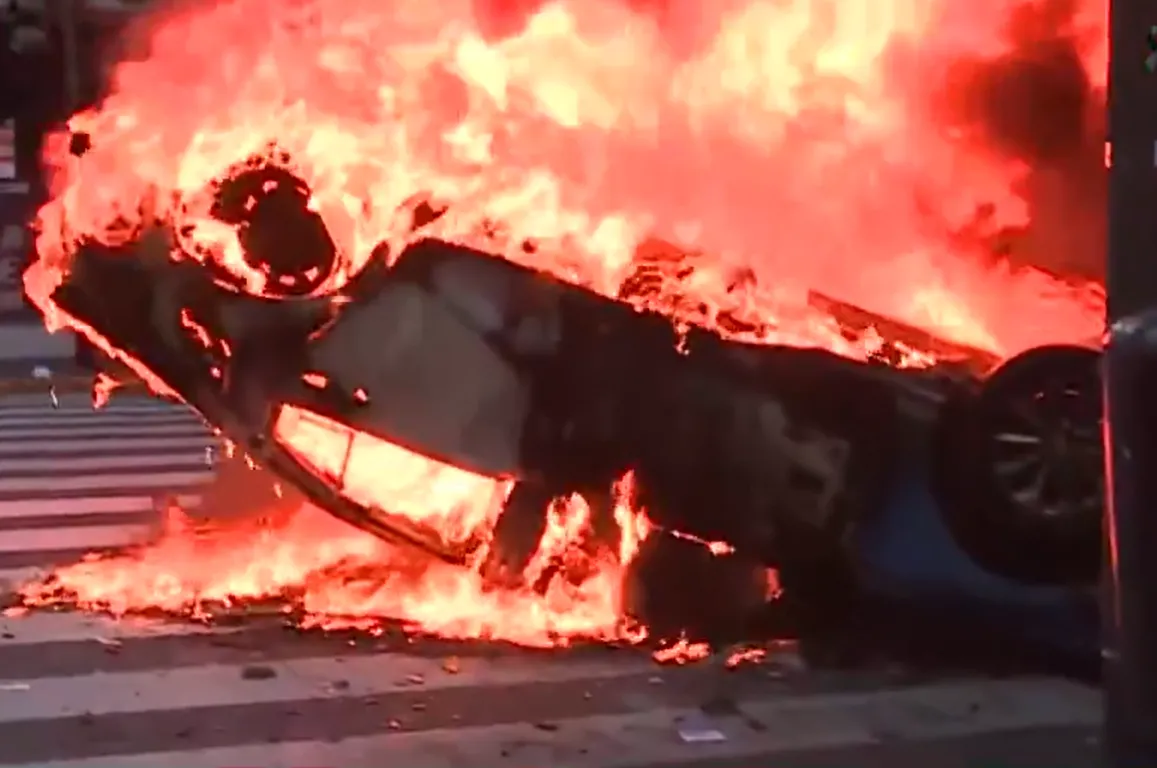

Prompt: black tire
[621,531,768,642]
[931,344,1102,586]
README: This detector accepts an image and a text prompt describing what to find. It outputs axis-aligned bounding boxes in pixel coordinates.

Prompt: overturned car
[36,166,1104,640]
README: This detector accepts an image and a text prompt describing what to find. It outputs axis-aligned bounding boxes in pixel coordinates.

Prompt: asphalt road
[0,391,1107,767]
[0,391,211,589]
[0,609,1103,767]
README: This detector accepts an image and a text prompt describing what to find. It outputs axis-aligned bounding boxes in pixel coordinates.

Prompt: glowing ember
[653,635,712,665]
[16,0,1108,645]
[724,645,768,669]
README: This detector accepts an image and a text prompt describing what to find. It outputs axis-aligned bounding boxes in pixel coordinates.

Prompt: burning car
[12,0,1113,647]
[31,160,1104,639]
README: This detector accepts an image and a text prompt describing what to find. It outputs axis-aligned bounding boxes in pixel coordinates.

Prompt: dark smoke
[941,0,1106,281]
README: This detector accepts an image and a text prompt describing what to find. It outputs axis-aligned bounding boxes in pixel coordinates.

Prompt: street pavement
[0,390,211,588]
[0,391,1106,767]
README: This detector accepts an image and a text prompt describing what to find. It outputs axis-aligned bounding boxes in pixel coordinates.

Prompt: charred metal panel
[633,358,860,563]
[305,281,531,478]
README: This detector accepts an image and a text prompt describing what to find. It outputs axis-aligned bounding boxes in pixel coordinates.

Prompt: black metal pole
[1103,0,1157,765]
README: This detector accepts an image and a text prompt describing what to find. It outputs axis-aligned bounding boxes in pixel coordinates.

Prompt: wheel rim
[988,361,1103,527]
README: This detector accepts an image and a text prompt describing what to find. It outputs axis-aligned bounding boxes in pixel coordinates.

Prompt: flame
[273,405,507,543]
[17,0,1108,645]
[21,501,643,647]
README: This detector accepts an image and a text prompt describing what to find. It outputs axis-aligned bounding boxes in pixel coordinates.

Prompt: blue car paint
[852,426,1099,662]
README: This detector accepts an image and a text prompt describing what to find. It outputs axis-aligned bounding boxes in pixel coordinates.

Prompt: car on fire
[35,162,1104,639]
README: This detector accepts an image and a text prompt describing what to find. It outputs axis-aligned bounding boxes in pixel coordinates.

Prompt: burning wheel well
[203,164,339,298]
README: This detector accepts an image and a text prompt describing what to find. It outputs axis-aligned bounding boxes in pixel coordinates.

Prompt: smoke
[937,0,1106,280]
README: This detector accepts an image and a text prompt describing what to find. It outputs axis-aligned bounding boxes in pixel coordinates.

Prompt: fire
[17,0,1108,644]
[273,406,507,544]
[21,501,641,647]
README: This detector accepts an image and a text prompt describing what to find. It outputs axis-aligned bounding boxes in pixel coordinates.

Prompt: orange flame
[17,0,1108,645]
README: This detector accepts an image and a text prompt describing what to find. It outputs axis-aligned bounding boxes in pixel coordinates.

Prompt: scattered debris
[94,637,123,653]
[442,656,460,674]
[32,366,58,408]
[676,711,727,743]
[652,636,710,665]
[724,645,767,669]
[533,721,560,732]
[0,682,30,691]
[387,718,403,730]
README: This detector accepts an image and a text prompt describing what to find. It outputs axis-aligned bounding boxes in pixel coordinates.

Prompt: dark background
[0,1,114,340]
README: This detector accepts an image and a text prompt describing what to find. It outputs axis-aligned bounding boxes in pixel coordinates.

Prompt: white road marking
[0,392,209,574]
[21,677,1101,768]
[0,452,208,476]
[0,650,658,721]
[0,413,199,430]
[0,470,211,496]
[0,425,208,441]
[0,524,153,554]
[0,610,234,647]
[0,495,200,522]
[0,566,50,591]
[0,436,211,457]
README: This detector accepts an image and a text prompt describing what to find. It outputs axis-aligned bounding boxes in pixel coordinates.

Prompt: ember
[17,0,1108,648]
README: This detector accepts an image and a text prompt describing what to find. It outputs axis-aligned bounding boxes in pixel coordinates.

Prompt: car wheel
[932,344,1102,586]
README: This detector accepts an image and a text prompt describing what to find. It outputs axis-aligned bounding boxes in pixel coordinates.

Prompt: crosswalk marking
[0,611,1100,768]
[0,469,212,497]
[0,436,211,457]
[0,391,1103,767]
[0,567,61,589]
[0,424,209,441]
[0,393,211,576]
[0,495,202,522]
[0,610,233,646]
[0,452,209,475]
[0,647,658,722]
[0,525,154,555]
[0,415,200,430]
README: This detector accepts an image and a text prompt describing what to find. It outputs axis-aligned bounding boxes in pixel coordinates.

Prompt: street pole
[1103,0,1157,764]
[57,0,81,113]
